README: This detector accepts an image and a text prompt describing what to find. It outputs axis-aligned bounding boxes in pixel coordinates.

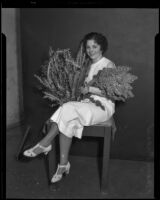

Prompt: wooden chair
[43,117,116,193]
[82,117,116,193]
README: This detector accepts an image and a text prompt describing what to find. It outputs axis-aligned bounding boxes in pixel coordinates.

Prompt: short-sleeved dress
[50,57,115,139]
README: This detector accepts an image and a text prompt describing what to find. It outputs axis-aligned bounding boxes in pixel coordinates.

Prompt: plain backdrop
[19,8,158,161]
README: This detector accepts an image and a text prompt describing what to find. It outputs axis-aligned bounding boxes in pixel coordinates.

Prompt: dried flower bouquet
[86,66,138,103]
[34,46,89,107]
[34,47,138,110]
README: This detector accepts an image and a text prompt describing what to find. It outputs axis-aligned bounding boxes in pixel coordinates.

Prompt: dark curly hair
[81,32,108,55]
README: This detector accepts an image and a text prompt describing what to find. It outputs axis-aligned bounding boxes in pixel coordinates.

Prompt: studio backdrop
[20,8,158,161]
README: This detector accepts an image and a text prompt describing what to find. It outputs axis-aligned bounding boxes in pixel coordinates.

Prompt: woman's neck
[91,56,103,64]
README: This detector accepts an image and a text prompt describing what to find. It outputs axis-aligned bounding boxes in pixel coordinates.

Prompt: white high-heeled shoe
[23,143,52,157]
[51,162,71,183]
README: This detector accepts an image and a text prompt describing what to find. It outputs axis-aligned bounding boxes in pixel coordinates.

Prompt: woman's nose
[89,49,94,53]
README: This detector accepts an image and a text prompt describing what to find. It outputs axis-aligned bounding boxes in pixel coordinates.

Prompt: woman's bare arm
[88,86,103,96]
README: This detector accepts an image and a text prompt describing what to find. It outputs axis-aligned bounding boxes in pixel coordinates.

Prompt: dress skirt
[50,95,115,139]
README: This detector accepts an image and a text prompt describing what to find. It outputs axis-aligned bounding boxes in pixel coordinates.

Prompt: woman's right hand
[87,86,103,96]
[80,86,89,95]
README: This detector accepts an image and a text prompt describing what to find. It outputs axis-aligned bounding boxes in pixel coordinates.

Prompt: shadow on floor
[6,126,154,199]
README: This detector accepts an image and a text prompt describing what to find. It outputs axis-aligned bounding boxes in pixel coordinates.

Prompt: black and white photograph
[2,4,159,199]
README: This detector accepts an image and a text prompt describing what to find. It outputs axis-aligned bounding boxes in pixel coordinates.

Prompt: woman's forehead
[86,39,99,46]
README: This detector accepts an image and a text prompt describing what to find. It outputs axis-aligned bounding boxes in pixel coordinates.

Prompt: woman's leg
[30,122,59,155]
[53,133,72,175]
[40,122,59,146]
[59,133,72,165]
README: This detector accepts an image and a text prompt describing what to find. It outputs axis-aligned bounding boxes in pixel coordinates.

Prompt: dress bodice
[85,57,114,83]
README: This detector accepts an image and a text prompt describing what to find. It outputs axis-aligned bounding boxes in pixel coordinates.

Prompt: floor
[6,126,154,199]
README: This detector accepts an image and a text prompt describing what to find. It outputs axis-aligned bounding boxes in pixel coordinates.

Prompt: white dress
[50,57,115,139]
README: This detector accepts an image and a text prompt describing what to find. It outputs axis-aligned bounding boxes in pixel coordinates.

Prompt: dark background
[20,8,158,161]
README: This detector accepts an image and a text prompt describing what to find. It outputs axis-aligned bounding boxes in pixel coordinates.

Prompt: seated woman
[23,32,116,184]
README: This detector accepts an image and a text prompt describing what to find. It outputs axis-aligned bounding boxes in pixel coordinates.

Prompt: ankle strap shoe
[51,162,71,183]
[23,143,52,157]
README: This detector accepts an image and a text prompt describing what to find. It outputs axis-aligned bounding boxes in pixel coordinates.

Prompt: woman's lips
[89,54,95,57]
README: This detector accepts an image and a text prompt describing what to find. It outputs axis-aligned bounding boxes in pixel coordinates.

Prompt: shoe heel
[65,163,70,174]
[44,145,52,155]
[65,168,70,175]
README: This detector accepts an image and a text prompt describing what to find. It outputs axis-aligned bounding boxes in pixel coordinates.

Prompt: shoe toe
[23,150,34,157]
[51,175,62,183]
[23,150,29,156]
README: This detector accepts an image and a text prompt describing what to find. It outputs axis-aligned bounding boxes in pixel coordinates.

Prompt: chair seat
[85,117,116,140]
[92,117,113,127]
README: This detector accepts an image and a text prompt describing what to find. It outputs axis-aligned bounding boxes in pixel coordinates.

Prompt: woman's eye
[87,46,97,50]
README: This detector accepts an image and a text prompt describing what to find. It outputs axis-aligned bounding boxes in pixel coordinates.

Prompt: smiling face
[86,39,103,63]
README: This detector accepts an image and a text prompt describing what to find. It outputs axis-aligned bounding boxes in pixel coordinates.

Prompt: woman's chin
[90,56,95,60]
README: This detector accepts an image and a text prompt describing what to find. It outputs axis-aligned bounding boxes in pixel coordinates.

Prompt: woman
[23,32,115,184]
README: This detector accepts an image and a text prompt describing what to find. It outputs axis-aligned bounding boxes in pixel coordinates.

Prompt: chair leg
[42,120,58,183]
[16,125,31,160]
[46,139,57,181]
[101,126,111,193]
[44,138,60,191]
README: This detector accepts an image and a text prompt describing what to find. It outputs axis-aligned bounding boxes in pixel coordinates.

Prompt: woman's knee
[50,121,59,130]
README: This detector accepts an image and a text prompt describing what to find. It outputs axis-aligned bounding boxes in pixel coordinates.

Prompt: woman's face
[86,39,102,63]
